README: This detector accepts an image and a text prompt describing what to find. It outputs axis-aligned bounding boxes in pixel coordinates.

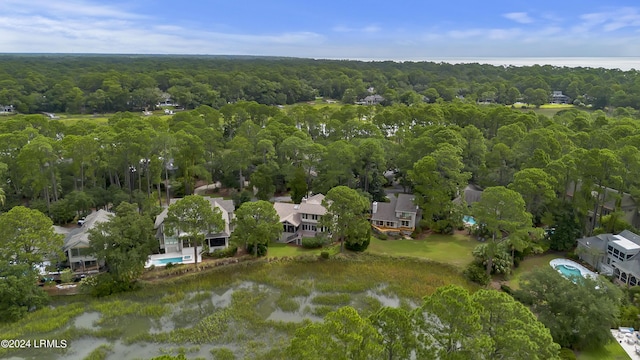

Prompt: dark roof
[395,193,417,213]
[371,197,398,223]
[453,184,483,206]
[576,234,610,252]
[371,193,416,222]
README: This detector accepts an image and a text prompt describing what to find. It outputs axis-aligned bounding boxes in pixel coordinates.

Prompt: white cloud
[332,25,381,33]
[503,12,534,24]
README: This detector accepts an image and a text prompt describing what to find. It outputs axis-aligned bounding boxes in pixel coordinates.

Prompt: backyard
[367,232,478,268]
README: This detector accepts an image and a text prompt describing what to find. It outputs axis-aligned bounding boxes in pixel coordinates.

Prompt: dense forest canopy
[0,55,639,113]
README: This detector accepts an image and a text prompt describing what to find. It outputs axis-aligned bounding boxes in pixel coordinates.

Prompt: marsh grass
[276,295,300,312]
[211,347,236,360]
[311,293,351,306]
[82,344,113,360]
[10,254,472,359]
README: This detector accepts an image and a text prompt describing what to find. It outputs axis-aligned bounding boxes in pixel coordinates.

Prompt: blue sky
[1,0,640,60]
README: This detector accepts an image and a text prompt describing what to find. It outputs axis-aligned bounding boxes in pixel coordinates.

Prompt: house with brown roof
[150,197,235,266]
[370,193,419,235]
[274,194,328,244]
[577,230,640,286]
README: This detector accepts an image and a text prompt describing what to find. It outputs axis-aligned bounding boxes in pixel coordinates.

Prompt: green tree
[231,200,282,257]
[516,268,622,350]
[250,163,278,201]
[0,261,48,322]
[286,306,384,360]
[472,289,560,359]
[321,186,371,253]
[0,206,64,267]
[289,166,308,204]
[508,168,557,223]
[413,285,490,359]
[88,202,156,293]
[369,307,415,360]
[472,186,533,275]
[410,144,470,233]
[164,195,224,265]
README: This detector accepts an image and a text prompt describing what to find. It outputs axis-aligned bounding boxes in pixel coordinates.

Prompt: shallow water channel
[7,281,406,360]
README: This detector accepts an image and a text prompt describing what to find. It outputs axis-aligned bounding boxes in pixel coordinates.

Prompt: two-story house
[577,230,640,285]
[150,197,235,267]
[370,193,419,236]
[63,209,112,273]
[274,194,328,244]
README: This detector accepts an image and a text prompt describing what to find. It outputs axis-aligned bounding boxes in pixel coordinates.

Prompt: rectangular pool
[153,256,183,265]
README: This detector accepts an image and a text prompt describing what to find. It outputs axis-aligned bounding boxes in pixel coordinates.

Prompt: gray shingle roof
[371,197,398,223]
[63,209,113,250]
[395,193,417,213]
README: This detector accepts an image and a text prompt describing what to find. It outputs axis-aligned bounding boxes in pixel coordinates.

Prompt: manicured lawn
[506,253,559,290]
[576,338,631,360]
[367,233,478,268]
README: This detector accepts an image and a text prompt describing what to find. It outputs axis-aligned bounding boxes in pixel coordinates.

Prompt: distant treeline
[0,55,639,113]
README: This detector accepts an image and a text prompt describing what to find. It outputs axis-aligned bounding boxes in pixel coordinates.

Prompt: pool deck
[549,258,598,280]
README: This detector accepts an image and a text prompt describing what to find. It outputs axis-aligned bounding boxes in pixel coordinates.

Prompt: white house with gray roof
[274,194,328,244]
[63,209,112,272]
[370,193,419,235]
[150,197,235,266]
[577,230,640,286]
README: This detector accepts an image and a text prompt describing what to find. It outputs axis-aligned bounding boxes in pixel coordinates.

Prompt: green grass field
[576,337,631,360]
[506,253,559,290]
[367,233,478,268]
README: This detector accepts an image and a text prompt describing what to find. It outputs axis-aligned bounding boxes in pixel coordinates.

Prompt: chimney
[372,202,378,214]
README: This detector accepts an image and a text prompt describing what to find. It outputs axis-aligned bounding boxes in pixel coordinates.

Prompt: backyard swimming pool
[151,257,183,266]
[555,264,582,278]
[549,258,597,282]
[463,215,476,225]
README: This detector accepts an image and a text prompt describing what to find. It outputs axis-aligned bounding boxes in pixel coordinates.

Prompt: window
[71,248,91,257]
[312,214,319,220]
[302,214,308,219]
[209,238,226,247]
[386,221,395,227]
[401,220,410,227]
[165,236,178,245]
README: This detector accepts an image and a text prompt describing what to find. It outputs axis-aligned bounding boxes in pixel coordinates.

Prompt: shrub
[345,237,370,252]
[209,244,238,259]
[301,237,325,249]
[320,251,330,259]
[463,263,490,286]
[558,348,577,360]
[500,284,514,295]
[59,269,74,284]
[377,233,388,240]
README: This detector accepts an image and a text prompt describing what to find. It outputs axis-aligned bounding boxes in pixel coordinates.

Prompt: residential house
[551,91,571,104]
[1,105,14,113]
[577,230,640,285]
[274,194,328,244]
[151,197,235,266]
[370,193,419,235]
[453,184,484,209]
[567,182,640,229]
[63,209,112,273]
[357,95,384,105]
